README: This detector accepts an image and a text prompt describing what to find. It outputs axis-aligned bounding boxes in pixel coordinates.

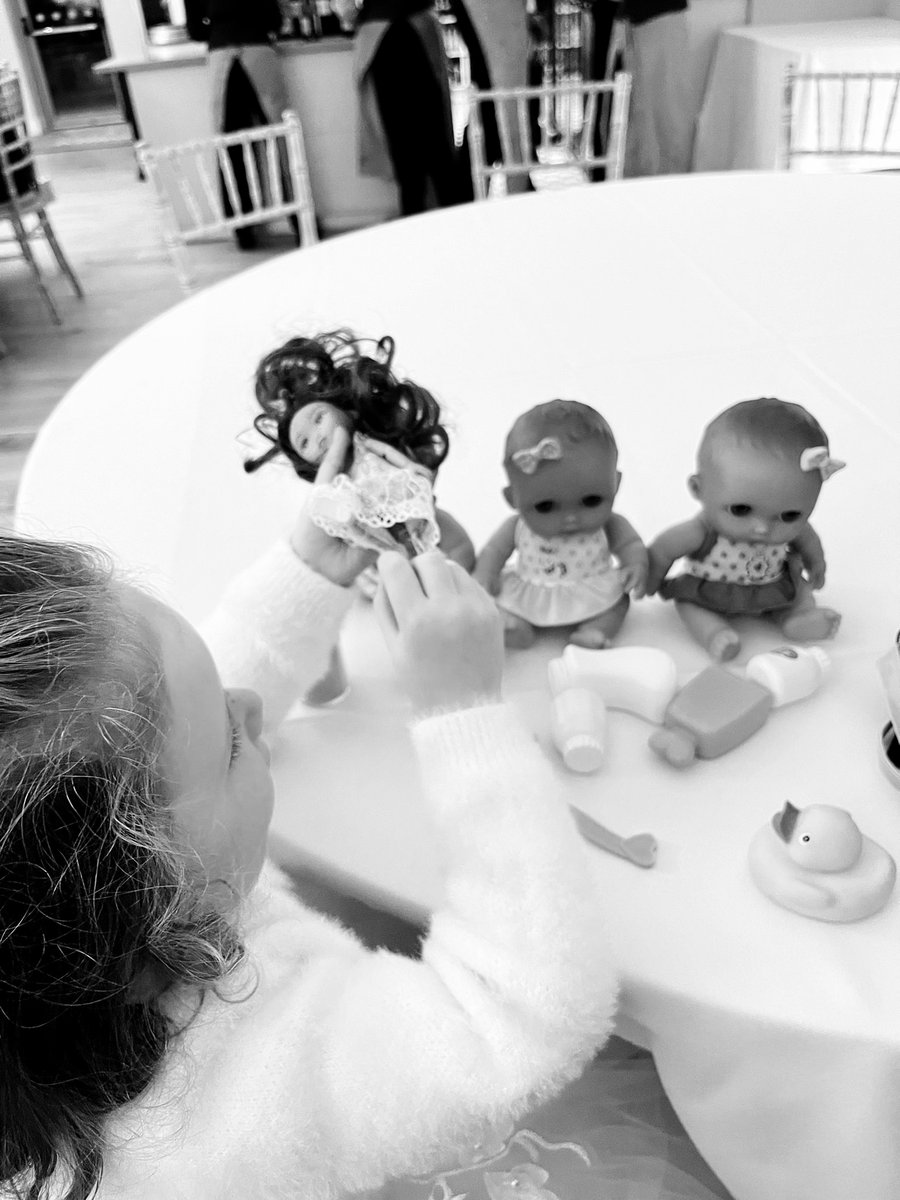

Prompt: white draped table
[693,18,900,171]
[15,172,900,1200]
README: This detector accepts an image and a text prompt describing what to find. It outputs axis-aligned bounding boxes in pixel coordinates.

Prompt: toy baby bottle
[551,686,606,774]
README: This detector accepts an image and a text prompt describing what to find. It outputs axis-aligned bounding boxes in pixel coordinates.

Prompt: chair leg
[167,237,194,293]
[37,210,84,298]
[11,211,61,325]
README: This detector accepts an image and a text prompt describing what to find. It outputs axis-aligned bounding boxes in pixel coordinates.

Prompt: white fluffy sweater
[96,544,617,1199]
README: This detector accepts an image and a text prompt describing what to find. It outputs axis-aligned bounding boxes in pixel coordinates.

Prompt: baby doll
[475,400,648,650]
[245,330,450,557]
[646,397,845,662]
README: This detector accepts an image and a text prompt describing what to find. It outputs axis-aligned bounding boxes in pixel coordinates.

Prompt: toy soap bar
[749,802,896,922]
[649,665,773,768]
[548,645,678,725]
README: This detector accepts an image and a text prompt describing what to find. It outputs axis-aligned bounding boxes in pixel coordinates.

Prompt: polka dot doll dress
[496,521,626,627]
[659,524,799,616]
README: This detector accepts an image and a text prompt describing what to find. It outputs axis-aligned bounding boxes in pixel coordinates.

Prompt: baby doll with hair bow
[475,400,648,650]
[646,397,845,662]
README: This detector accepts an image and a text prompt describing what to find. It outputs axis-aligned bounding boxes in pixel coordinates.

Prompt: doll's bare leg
[569,595,630,650]
[500,606,536,649]
[675,600,740,662]
[778,579,841,642]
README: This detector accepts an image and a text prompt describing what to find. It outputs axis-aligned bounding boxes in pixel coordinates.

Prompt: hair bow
[511,436,563,474]
[800,445,846,481]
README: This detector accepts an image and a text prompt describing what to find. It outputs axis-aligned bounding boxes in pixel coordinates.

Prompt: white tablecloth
[693,18,900,171]
[15,173,900,1200]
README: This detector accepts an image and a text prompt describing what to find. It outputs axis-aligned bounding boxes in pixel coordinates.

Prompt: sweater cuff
[410,702,544,810]
[218,541,354,651]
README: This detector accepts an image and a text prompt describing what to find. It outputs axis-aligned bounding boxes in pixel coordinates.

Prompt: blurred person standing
[465,0,531,194]
[185,0,290,248]
[336,0,468,216]
[621,0,692,176]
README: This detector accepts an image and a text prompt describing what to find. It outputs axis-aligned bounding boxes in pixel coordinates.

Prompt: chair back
[0,67,38,206]
[136,109,318,287]
[781,68,900,170]
[467,74,631,201]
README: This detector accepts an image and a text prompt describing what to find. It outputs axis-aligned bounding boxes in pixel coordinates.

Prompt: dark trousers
[221,58,299,247]
[370,19,463,215]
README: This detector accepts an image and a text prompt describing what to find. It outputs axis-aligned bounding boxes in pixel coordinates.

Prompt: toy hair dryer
[548,645,679,724]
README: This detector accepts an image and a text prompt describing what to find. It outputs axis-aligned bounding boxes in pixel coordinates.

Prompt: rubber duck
[748,801,896,922]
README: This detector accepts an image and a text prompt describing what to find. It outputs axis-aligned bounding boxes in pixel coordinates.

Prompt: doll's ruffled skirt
[309,469,440,555]
[497,569,625,627]
[364,1040,732,1200]
[659,573,795,617]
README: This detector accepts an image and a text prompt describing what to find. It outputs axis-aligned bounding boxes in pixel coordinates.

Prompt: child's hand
[290,426,377,586]
[375,551,504,718]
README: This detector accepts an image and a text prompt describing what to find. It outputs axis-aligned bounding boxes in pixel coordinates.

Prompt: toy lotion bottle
[649,666,773,768]
[744,646,830,707]
[551,686,606,773]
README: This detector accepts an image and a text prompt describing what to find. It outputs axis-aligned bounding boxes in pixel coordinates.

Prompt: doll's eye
[780,510,802,523]
[314,410,324,425]
[582,495,604,508]
[728,504,752,517]
[534,500,556,514]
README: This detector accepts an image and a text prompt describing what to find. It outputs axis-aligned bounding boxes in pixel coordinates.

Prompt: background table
[16,172,900,1200]
[694,18,900,170]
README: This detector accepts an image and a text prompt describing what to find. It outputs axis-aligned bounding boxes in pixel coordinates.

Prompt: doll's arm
[792,524,827,589]
[646,516,708,596]
[473,515,518,595]
[359,435,435,480]
[436,507,476,572]
[606,513,649,598]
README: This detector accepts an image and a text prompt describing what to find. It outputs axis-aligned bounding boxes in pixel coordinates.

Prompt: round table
[16,172,900,1200]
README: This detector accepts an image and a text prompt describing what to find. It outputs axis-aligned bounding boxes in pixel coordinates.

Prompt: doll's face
[288,401,351,466]
[504,439,620,540]
[692,438,821,545]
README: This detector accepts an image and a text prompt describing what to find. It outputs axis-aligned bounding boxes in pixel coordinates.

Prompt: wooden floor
[0,143,298,524]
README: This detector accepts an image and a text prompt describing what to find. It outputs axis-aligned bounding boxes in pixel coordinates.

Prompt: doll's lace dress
[360,1042,732,1200]
[309,435,440,555]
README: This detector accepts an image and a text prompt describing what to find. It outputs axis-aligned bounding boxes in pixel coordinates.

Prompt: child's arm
[792,524,827,589]
[203,427,375,729]
[606,512,649,598]
[646,516,708,595]
[303,556,615,1193]
[473,514,518,595]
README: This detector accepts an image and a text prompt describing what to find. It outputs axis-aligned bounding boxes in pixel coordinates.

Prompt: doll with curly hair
[245,330,451,557]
